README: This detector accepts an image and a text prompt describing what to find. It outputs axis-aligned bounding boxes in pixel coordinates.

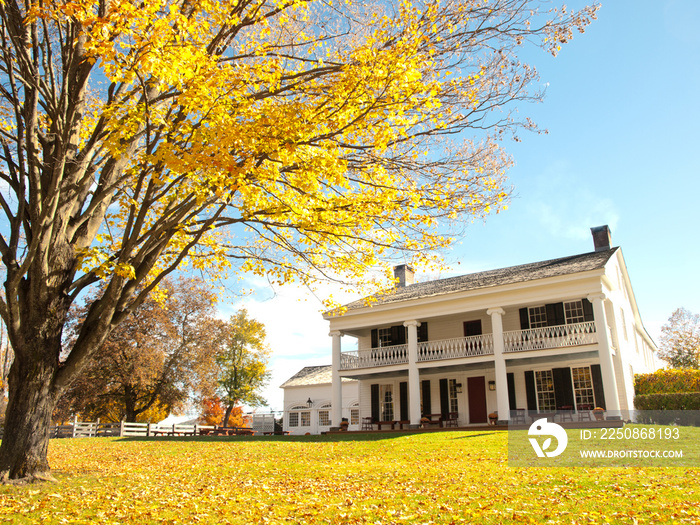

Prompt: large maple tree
[0,0,596,480]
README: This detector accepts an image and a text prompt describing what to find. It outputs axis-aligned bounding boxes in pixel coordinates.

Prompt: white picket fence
[1,414,280,439]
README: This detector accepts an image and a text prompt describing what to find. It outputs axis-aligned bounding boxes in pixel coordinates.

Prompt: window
[318,403,331,427]
[529,306,548,328]
[535,370,556,412]
[564,300,585,324]
[380,384,394,421]
[288,405,310,427]
[378,328,393,347]
[318,411,330,427]
[448,379,459,413]
[350,403,359,425]
[571,367,595,408]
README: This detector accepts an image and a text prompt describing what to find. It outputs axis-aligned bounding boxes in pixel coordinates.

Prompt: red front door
[467,376,488,424]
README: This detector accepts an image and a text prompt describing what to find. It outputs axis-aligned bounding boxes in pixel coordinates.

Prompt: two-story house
[318,226,657,430]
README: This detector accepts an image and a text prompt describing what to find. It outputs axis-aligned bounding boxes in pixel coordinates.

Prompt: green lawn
[0,429,698,524]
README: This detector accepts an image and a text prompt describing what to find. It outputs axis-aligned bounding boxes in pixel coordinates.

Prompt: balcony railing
[503,321,597,353]
[418,334,494,362]
[340,343,408,370]
[339,321,597,370]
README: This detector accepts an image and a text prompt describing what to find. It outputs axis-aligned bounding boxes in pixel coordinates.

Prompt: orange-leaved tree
[0,0,597,481]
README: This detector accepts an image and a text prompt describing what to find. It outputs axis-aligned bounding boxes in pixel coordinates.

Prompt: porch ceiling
[505,350,599,367]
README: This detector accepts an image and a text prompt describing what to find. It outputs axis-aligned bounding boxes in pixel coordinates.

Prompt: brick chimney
[394,264,415,287]
[591,225,612,252]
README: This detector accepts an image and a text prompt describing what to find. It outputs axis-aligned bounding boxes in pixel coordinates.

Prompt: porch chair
[511,408,527,425]
[443,412,459,427]
[577,404,593,421]
[557,405,574,422]
[361,417,374,431]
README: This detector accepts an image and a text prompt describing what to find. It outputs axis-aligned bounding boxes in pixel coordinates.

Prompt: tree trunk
[0,353,58,482]
[223,404,233,427]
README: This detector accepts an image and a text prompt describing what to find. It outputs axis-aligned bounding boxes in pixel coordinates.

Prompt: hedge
[633,393,700,425]
[634,369,700,396]
[634,392,700,410]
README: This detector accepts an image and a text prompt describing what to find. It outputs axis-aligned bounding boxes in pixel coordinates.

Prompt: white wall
[283,381,359,435]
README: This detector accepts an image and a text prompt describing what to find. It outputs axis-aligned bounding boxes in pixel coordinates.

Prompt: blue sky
[229,0,700,412]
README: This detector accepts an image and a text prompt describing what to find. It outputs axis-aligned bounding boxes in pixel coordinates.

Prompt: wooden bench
[200,427,257,436]
[376,420,396,430]
[422,414,443,427]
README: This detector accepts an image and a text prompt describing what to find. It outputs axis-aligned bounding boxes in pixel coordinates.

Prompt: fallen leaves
[0,432,697,524]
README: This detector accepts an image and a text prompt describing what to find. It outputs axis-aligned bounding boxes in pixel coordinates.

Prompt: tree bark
[223,404,233,427]
[0,352,59,482]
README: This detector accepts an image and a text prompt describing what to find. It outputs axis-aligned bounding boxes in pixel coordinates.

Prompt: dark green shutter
[546,303,565,326]
[463,320,482,336]
[524,371,537,412]
[507,372,516,411]
[590,364,606,409]
[371,329,378,348]
[552,367,575,408]
[391,325,406,345]
[399,382,409,421]
[519,308,530,329]
[371,384,380,422]
[439,379,449,418]
[583,299,594,322]
[421,380,432,416]
[418,322,428,343]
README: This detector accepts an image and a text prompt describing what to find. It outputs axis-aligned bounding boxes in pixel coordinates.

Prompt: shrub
[634,392,700,410]
[634,393,700,426]
[634,369,700,396]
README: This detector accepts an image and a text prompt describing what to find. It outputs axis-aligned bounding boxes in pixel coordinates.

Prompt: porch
[339,321,597,371]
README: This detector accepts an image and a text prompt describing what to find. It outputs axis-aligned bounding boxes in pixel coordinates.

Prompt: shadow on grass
[117,432,427,443]
[448,432,499,439]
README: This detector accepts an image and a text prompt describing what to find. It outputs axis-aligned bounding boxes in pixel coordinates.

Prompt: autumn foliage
[635,369,700,396]
[0,0,597,480]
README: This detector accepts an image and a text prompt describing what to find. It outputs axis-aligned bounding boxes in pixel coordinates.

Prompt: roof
[280,365,357,388]
[340,248,618,311]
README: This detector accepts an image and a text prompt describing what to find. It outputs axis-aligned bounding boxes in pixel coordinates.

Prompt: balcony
[339,321,597,371]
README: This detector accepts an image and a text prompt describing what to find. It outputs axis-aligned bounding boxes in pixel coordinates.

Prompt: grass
[0,428,698,524]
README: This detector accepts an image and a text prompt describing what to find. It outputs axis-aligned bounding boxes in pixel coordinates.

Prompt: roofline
[324,249,618,321]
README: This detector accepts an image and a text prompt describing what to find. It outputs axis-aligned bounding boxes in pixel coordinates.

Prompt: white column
[587,293,621,418]
[330,331,343,426]
[487,308,510,422]
[404,320,422,426]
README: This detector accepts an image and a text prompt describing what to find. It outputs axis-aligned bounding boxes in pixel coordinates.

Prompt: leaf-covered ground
[0,430,698,524]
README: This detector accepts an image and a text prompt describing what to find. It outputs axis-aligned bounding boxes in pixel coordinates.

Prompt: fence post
[147,422,151,437]
[95,418,100,437]
[72,414,78,438]
[194,424,198,436]
[120,420,125,437]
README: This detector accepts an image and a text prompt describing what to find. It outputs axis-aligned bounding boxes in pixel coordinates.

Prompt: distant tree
[58,278,218,422]
[200,397,225,426]
[658,308,700,369]
[212,310,271,427]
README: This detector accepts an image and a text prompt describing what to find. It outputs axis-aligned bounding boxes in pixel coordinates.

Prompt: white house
[280,365,359,435]
[319,225,658,429]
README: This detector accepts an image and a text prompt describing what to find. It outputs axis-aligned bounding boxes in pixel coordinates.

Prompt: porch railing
[418,334,494,362]
[503,321,597,353]
[339,321,597,370]
[340,343,408,370]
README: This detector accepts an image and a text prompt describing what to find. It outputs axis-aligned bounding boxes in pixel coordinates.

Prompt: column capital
[586,293,607,304]
[329,330,343,338]
[486,307,505,317]
[403,320,421,328]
